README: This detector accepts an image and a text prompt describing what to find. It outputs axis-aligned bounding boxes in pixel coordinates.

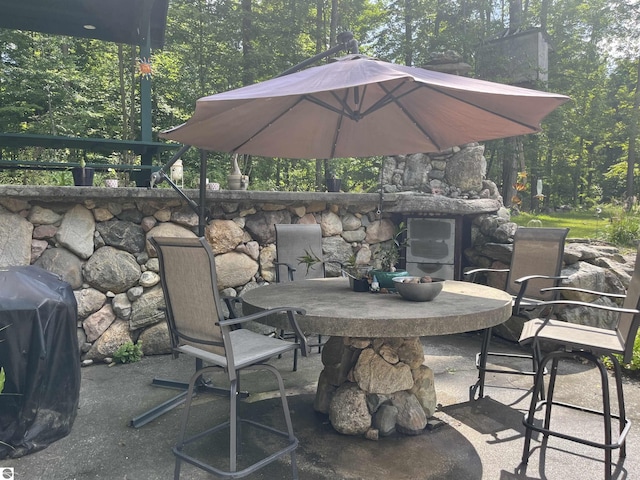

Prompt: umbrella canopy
[161,54,569,159]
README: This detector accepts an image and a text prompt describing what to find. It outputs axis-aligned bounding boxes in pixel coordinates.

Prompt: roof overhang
[0,0,169,49]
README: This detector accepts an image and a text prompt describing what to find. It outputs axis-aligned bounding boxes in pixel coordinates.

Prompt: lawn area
[511,210,610,240]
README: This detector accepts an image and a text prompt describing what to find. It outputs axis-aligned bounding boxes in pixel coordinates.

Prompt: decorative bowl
[392,276,445,302]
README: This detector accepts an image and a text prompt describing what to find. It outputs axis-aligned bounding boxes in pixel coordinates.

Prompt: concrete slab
[2,332,639,479]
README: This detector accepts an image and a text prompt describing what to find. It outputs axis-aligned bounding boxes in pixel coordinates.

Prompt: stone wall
[2,141,629,365]
[0,154,502,365]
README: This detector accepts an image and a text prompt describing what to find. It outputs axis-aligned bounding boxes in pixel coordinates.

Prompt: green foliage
[605,214,640,247]
[374,221,407,271]
[112,341,143,364]
[604,333,640,373]
[297,248,322,275]
[511,210,616,240]
[1,0,640,201]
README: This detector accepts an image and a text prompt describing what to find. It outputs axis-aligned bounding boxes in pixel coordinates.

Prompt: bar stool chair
[151,236,309,479]
[518,246,640,480]
[465,227,569,400]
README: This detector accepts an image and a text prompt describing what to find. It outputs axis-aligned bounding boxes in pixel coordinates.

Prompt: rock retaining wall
[1,141,632,365]
[0,159,502,365]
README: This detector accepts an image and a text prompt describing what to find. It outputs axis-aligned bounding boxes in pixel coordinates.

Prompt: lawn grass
[511,210,610,240]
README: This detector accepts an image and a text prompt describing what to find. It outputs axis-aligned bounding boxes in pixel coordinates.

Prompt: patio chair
[274,223,326,282]
[150,236,309,480]
[274,223,327,371]
[465,227,569,400]
[519,246,640,480]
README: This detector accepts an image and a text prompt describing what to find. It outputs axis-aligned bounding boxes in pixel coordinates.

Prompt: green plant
[604,332,640,374]
[374,221,407,271]
[112,341,143,364]
[606,215,640,247]
[106,167,118,179]
[343,254,371,280]
[297,248,322,275]
[0,324,8,394]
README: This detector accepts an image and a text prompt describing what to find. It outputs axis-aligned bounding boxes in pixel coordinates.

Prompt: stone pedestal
[314,336,437,438]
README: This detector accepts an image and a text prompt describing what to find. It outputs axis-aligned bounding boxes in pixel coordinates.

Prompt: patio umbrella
[160,54,569,159]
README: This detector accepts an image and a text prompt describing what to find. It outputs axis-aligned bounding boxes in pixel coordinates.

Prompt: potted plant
[71,158,94,186]
[342,255,372,292]
[104,168,119,188]
[297,248,323,275]
[370,221,409,289]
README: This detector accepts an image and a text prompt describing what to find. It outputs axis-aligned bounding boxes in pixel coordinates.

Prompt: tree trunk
[626,57,640,202]
[330,0,338,47]
[404,0,413,66]
[502,137,522,207]
[242,0,254,86]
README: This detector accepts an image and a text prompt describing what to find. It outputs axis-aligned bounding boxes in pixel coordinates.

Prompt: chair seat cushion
[177,329,299,370]
[519,318,626,356]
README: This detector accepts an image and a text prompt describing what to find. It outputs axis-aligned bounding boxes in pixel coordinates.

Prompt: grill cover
[0,266,80,459]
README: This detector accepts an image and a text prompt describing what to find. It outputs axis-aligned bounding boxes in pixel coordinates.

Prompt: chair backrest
[275,223,325,282]
[619,246,640,364]
[506,227,569,301]
[150,236,227,357]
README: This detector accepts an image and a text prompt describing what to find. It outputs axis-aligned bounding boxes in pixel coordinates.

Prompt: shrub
[606,215,640,247]
[113,341,143,364]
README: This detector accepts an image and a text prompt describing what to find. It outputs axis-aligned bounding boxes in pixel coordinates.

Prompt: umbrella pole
[278,31,358,77]
[198,149,207,236]
[148,145,202,223]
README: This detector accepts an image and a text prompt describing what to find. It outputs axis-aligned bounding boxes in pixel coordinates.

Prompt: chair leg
[522,352,550,465]
[262,364,299,480]
[531,340,546,401]
[610,354,628,459]
[470,327,491,401]
[521,350,630,479]
[293,347,298,372]
[174,366,213,480]
[229,378,239,473]
[542,357,560,434]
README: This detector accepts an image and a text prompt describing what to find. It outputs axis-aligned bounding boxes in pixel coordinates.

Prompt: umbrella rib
[329,91,351,158]
[414,83,542,131]
[230,97,308,152]
[304,93,359,120]
[374,82,444,151]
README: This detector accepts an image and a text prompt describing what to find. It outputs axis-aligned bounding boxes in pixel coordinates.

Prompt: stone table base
[313,336,437,438]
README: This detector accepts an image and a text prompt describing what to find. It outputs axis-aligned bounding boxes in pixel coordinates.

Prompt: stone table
[241,278,512,437]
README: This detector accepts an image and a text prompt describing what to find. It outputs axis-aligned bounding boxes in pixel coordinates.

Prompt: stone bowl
[392,276,445,302]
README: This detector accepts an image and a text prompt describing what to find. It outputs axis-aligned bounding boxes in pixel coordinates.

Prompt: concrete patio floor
[2,332,639,480]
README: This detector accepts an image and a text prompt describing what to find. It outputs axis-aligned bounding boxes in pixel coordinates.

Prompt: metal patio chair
[519,246,640,480]
[274,223,326,282]
[465,227,569,400]
[150,236,308,480]
[274,223,328,371]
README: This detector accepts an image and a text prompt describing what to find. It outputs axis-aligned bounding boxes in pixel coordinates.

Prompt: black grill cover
[0,266,80,459]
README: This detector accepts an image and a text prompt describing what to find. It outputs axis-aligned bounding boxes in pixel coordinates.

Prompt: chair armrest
[464,267,509,285]
[464,267,510,276]
[540,286,627,299]
[273,261,296,282]
[219,307,309,355]
[513,275,568,312]
[531,299,639,315]
[223,297,243,319]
